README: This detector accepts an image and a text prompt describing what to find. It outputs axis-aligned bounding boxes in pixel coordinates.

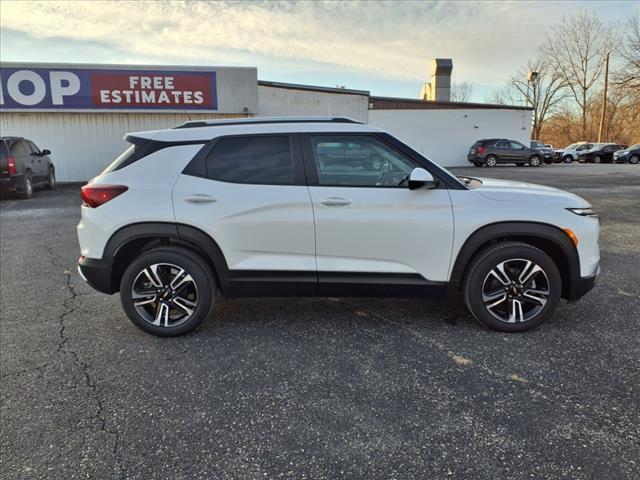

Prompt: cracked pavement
[1,164,639,479]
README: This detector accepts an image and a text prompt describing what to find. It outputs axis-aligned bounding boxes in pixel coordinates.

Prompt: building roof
[258,80,370,96]
[369,96,533,111]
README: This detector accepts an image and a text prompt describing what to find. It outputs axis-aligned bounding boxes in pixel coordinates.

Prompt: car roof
[128,117,383,142]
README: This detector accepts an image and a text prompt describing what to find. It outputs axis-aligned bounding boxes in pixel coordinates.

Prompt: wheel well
[110,236,218,292]
[461,236,572,298]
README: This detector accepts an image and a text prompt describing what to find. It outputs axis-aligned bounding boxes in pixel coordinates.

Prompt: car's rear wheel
[22,171,34,199]
[120,247,215,336]
[529,155,542,167]
[463,242,561,332]
[485,155,498,167]
[629,155,639,165]
[45,167,55,189]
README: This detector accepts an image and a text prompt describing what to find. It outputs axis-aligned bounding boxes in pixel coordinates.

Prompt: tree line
[488,11,639,148]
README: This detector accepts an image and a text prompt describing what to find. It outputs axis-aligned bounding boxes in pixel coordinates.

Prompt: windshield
[629,144,639,150]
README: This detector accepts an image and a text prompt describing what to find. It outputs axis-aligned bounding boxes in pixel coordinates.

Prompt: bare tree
[450,81,473,102]
[614,14,640,94]
[542,11,618,139]
[485,58,567,139]
[506,59,568,139]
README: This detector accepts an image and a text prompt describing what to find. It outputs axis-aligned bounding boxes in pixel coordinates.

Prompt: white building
[0,61,531,181]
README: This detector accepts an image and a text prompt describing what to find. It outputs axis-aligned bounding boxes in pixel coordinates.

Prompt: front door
[173,134,317,295]
[301,133,454,295]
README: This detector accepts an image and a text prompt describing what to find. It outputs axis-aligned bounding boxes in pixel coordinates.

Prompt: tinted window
[510,141,525,149]
[27,141,40,154]
[0,141,8,160]
[206,136,294,185]
[102,145,136,174]
[10,140,31,157]
[495,142,509,148]
[531,141,544,148]
[310,135,415,187]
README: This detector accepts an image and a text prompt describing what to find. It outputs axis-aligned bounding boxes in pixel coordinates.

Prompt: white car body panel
[173,174,316,271]
[77,144,202,259]
[307,186,454,280]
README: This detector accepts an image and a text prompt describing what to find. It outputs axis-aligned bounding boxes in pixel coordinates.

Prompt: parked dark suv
[0,137,55,198]
[468,139,544,167]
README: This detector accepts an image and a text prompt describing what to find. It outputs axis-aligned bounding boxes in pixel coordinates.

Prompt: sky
[1,0,637,102]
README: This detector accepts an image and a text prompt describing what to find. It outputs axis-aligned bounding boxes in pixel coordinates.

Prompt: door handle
[185,194,217,204]
[320,197,351,207]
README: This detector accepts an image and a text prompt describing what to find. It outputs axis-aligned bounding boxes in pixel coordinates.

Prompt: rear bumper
[0,174,25,193]
[78,256,115,294]
[567,267,600,302]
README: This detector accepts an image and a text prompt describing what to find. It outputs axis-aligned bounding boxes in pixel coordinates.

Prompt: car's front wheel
[529,155,542,167]
[592,155,601,164]
[120,247,215,336]
[463,242,561,332]
[563,155,573,164]
[45,167,55,189]
[629,155,639,165]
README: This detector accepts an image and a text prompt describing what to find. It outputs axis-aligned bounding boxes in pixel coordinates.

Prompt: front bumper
[567,266,600,302]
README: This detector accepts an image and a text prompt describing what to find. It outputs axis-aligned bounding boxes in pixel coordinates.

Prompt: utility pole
[598,52,610,143]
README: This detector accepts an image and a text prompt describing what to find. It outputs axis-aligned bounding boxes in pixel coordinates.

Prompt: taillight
[7,157,16,175]
[81,184,128,208]
[477,146,487,154]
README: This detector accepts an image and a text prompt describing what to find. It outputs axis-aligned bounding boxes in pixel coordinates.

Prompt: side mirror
[42,149,51,155]
[408,167,439,190]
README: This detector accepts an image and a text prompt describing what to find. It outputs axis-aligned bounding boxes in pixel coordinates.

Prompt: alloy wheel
[131,263,198,328]
[481,258,550,323]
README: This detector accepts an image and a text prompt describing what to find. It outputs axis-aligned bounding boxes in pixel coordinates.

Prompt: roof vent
[420,58,453,102]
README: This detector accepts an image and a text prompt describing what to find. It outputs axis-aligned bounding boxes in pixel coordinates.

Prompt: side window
[206,136,294,185]
[510,141,524,149]
[309,135,416,187]
[495,142,509,148]
[27,141,40,154]
[10,140,30,157]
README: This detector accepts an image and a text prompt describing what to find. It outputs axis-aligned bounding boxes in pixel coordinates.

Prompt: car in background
[578,143,626,164]
[531,140,555,164]
[553,142,593,163]
[0,137,55,198]
[467,139,544,167]
[613,144,640,164]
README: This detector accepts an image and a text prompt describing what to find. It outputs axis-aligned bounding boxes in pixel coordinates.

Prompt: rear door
[173,134,317,294]
[301,133,454,293]
[509,141,528,162]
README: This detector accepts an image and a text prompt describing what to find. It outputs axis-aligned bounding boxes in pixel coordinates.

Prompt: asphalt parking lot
[1,163,639,479]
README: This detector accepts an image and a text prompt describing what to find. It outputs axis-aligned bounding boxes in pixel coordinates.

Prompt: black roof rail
[174,116,363,129]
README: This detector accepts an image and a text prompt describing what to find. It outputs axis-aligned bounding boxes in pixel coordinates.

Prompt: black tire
[120,247,215,336]
[529,155,542,167]
[485,155,498,167]
[463,241,562,332]
[629,155,639,165]
[473,162,483,167]
[22,171,34,199]
[592,155,601,164]
[563,155,573,164]
[45,167,55,189]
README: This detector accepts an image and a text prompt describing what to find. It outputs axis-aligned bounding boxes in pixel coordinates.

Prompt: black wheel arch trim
[447,221,582,300]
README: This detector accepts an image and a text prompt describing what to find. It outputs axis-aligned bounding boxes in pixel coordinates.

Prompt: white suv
[77,117,600,336]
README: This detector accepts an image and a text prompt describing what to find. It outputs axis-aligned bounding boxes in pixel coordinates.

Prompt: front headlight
[567,207,597,217]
